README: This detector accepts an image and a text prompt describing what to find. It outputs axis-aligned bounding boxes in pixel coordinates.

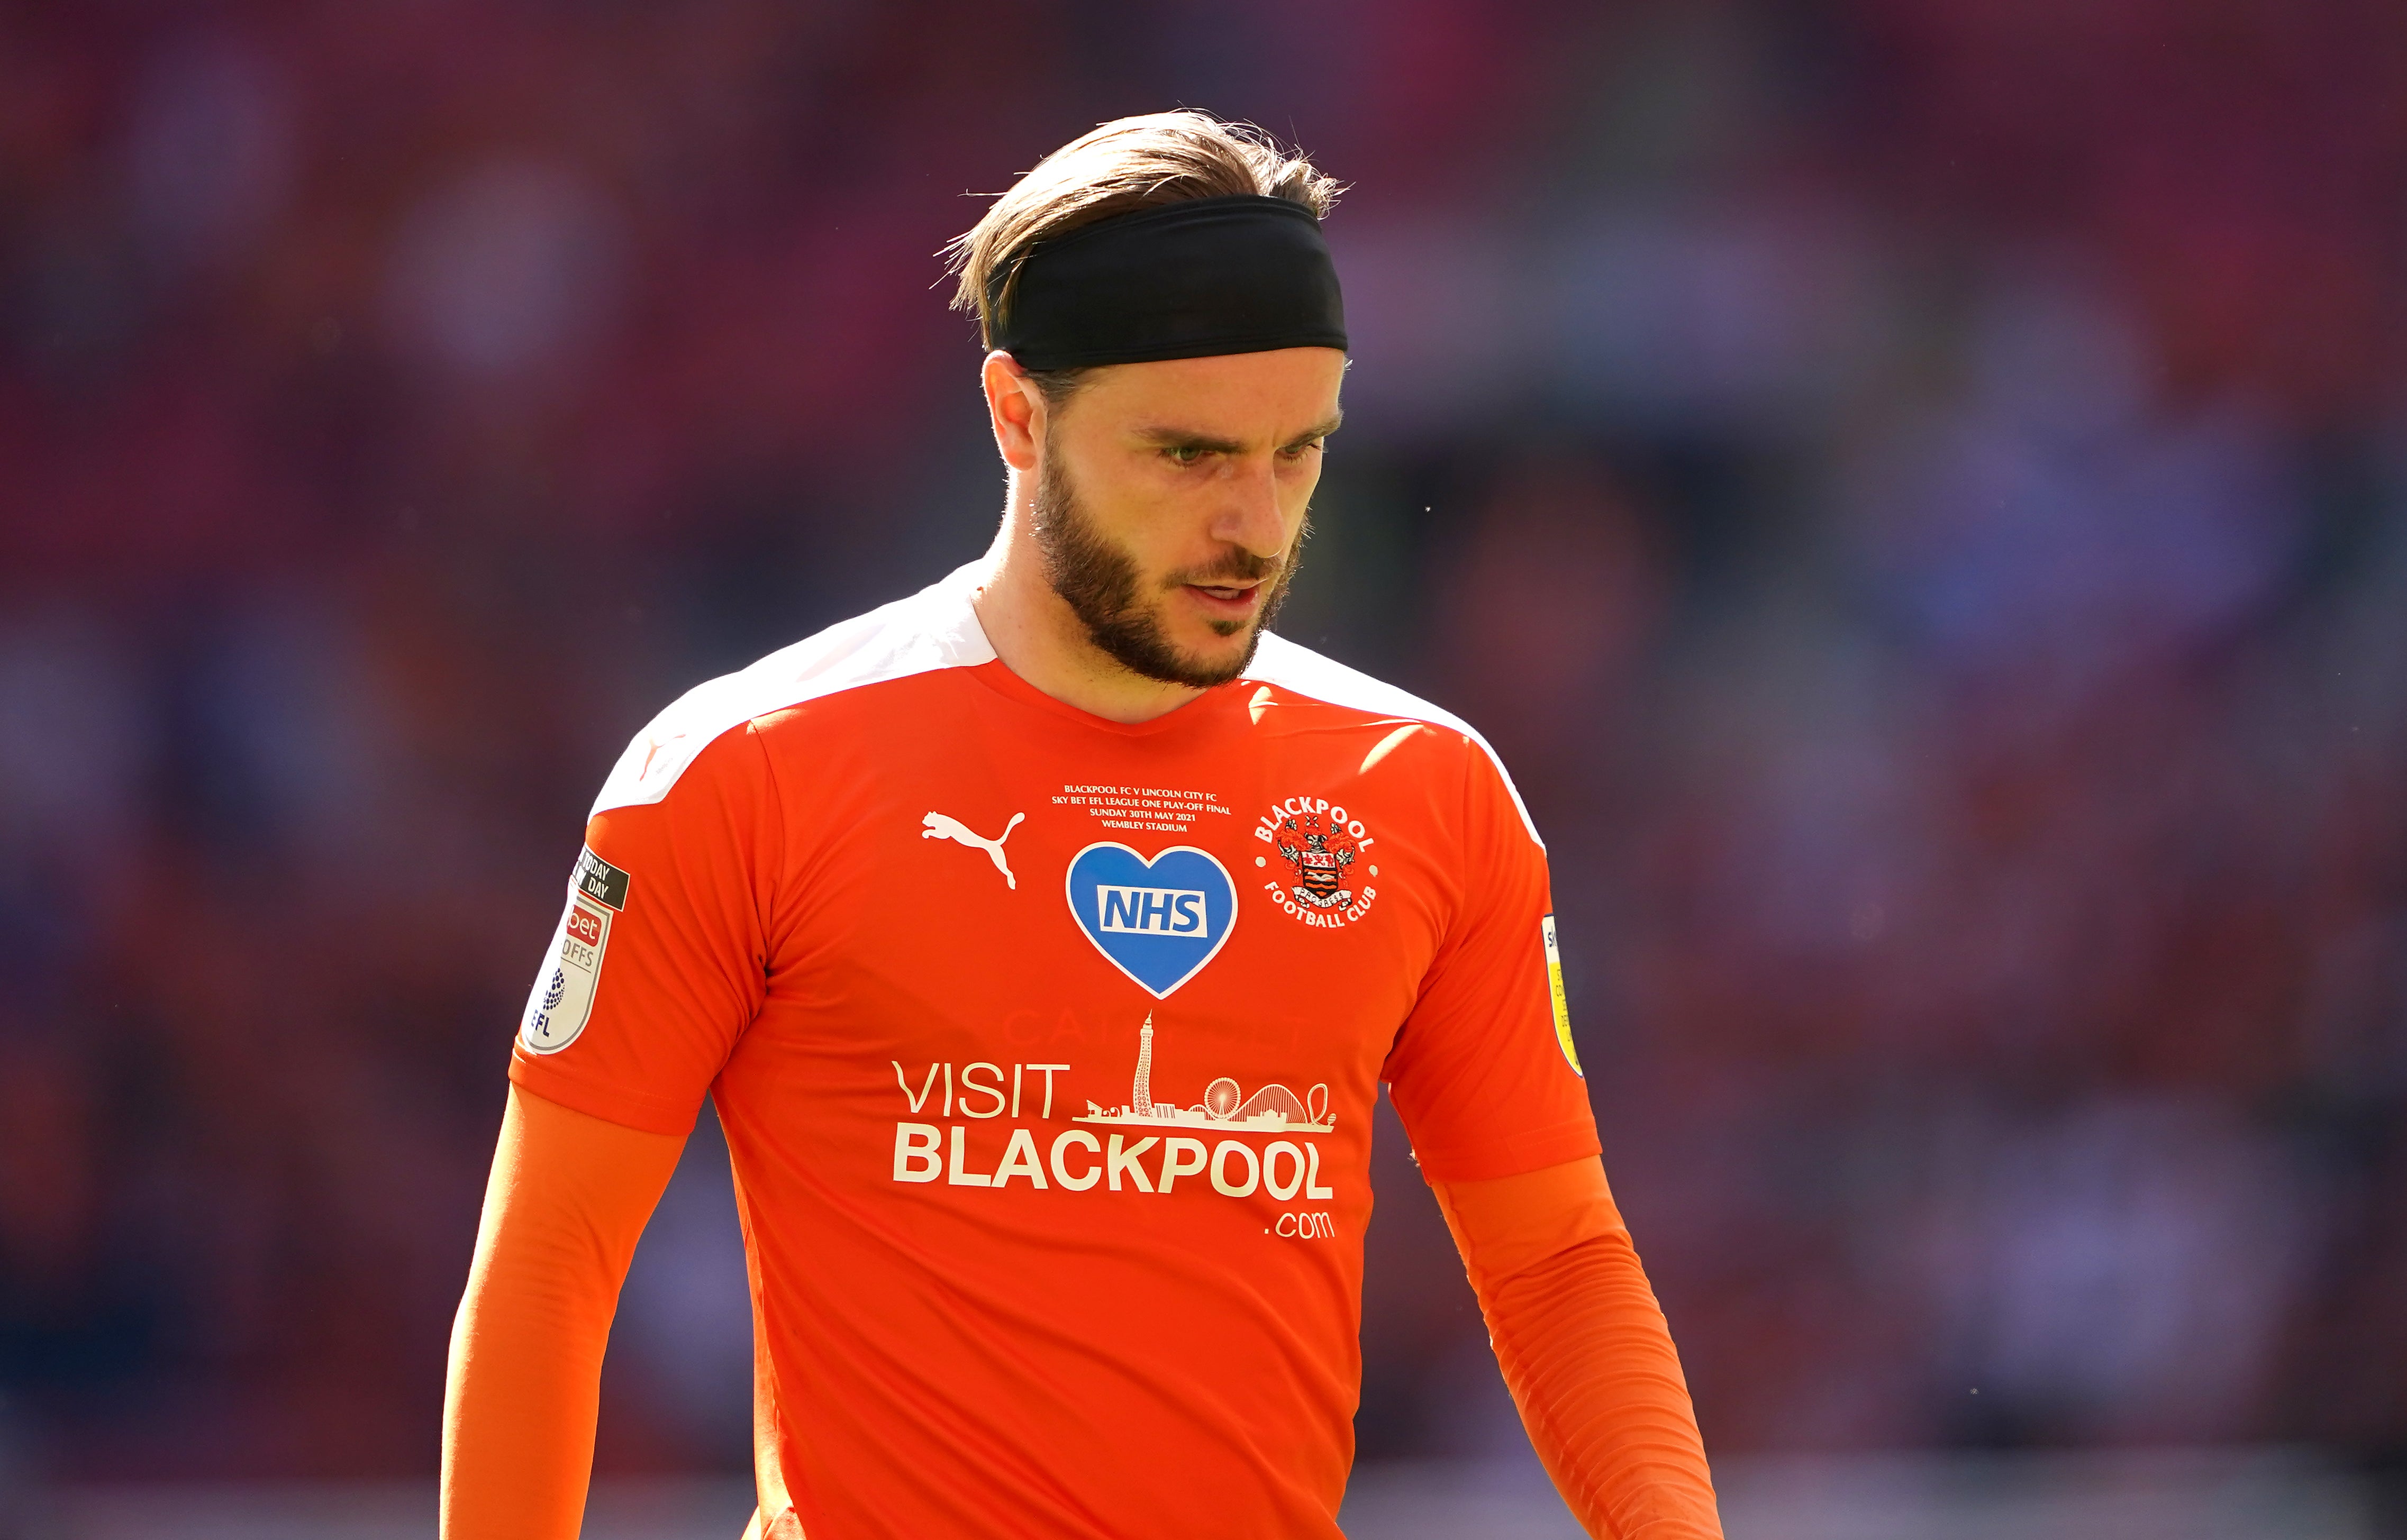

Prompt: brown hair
[946,112,1341,359]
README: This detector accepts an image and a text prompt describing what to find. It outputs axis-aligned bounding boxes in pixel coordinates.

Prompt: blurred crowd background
[4,0,2406,1517]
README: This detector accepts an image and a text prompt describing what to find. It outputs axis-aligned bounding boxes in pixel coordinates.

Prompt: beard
[1031,442,1306,689]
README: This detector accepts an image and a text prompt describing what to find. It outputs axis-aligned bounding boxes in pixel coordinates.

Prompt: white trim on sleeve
[1245,631,1544,850]
[591,566,996,815]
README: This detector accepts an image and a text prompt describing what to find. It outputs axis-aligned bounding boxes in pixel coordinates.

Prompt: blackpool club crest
[1254,797,1379,930]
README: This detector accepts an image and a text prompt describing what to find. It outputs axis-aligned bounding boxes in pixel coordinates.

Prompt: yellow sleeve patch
[1542,915,1582,1077]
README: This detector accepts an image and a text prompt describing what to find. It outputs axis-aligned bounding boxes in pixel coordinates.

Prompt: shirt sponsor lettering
[1096,885,1210,936]
[883,1020,1342,1234]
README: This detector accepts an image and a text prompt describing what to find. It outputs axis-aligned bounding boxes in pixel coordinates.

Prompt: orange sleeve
[1433,1157,1722,1540]
[510,722,779,1137]
[440,1085,692,1540]
[1385,745,1600,1182]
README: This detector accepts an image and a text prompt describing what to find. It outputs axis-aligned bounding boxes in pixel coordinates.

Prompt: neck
[970,477,1212,726]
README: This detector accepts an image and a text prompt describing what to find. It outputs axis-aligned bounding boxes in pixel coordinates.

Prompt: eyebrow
[1133,411,1343,455]
[1285,412,1343,450]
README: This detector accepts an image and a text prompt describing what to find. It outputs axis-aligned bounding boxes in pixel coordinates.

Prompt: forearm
[443,1255,607,1536]
[1436,1161,1720,1540]
[441,1086,684,1540]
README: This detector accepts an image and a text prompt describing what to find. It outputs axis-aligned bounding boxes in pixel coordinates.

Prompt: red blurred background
[2,0,2405,1515]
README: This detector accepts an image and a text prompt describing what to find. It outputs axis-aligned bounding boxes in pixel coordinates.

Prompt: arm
[441,1084,688,1540]
[1433,1156,1721,1540]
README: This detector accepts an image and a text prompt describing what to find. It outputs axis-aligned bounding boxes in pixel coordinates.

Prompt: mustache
[1161,547,1284,588]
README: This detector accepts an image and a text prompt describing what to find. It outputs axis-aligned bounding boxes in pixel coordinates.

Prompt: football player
[442,111,1721,1539]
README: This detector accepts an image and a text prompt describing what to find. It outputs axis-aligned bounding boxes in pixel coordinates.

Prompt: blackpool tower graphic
[1131,1015,1156,1115]
[1077,1013,1335,1133]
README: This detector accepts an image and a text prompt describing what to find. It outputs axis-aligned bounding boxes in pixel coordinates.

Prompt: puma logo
[922,811,1027,889]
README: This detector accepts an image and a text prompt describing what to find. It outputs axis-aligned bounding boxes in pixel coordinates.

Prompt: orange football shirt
[507,568,1600,1539]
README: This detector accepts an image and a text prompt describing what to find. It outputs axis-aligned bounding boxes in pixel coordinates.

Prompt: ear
[981,350,1044,473]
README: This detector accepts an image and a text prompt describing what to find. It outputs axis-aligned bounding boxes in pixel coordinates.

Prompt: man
[442,112,1721,1539]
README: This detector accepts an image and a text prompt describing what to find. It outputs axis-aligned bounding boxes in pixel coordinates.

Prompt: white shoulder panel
[1247,632,1544,849]
[591,566,996,816]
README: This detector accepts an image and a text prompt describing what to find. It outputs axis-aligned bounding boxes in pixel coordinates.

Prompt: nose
[1211,456,1288,560]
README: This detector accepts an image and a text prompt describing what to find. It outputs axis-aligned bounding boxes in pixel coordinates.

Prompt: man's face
[1029,347,1345,688]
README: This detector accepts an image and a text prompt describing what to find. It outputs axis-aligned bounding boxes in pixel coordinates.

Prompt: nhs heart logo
[1064,842,1238,999]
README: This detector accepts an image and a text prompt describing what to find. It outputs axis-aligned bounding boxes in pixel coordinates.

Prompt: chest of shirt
[737,692,1465,1133]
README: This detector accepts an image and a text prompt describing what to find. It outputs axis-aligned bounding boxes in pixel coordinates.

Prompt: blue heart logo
[1064,842,1238,999]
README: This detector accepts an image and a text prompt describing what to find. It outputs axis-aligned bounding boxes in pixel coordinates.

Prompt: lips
[1184,581,1263,617]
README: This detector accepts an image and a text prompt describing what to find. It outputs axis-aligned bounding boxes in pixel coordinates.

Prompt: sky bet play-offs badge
[1064,842,1237,999]
[520,848,630,1055]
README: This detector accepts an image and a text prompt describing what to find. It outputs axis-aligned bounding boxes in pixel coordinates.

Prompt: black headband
[990,194,1348,370]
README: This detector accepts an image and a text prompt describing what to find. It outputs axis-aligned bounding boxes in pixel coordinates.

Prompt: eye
[1278,439,1323,461]
[1164,444,1209,467]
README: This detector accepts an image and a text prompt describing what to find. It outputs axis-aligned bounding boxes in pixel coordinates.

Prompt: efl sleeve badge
[520,848,630,1055]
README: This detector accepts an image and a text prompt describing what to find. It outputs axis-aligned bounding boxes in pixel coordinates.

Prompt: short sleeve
[1383,745,1599,1183]
[507,723,776,1135]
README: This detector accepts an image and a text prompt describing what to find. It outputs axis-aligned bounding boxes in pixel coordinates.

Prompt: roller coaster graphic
[1075,1014,1336,1134]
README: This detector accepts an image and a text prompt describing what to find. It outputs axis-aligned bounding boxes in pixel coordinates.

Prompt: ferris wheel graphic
[1074,1014,1336,1134]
